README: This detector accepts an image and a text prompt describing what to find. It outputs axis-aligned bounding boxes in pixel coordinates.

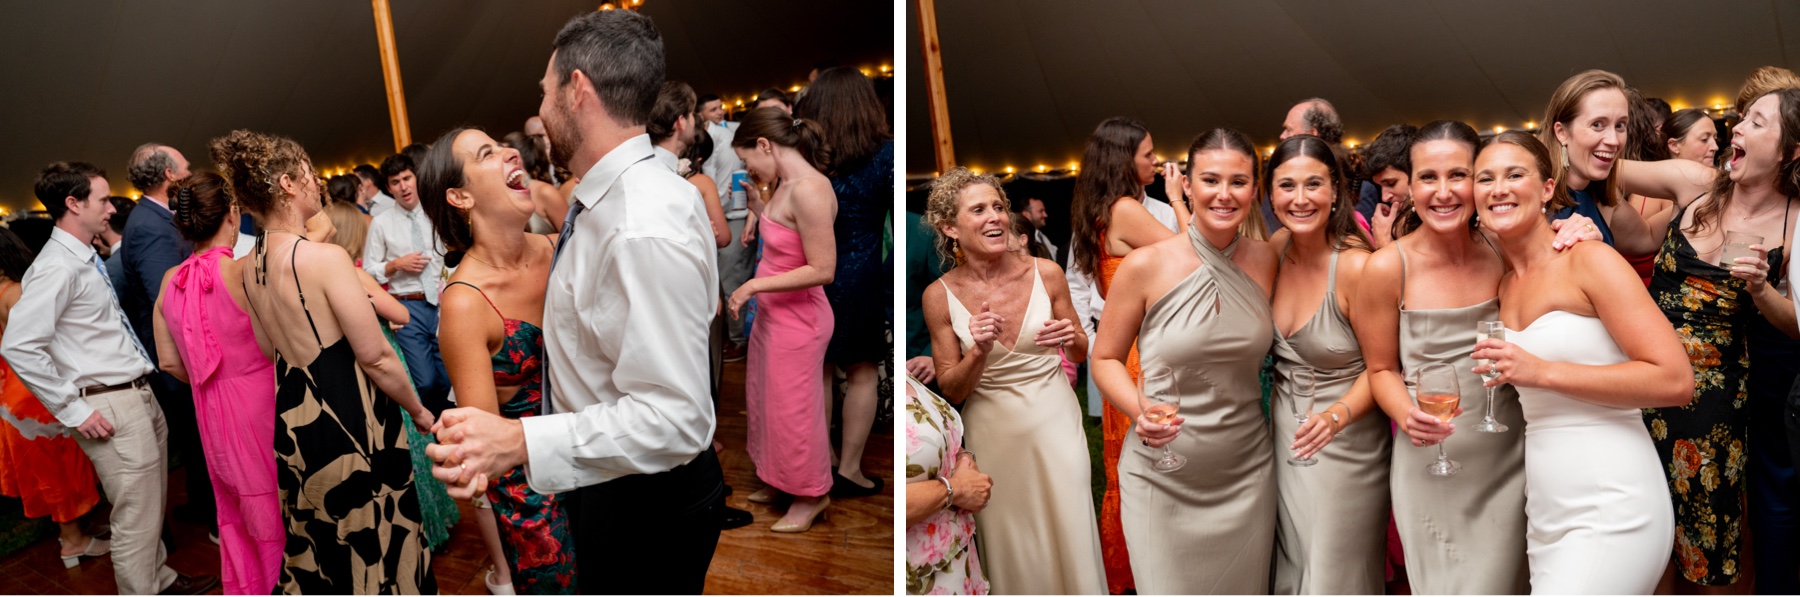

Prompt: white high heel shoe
[485,567,516,595]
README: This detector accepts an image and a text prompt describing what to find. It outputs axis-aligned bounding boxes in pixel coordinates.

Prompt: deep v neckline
[1276,245,1340,341]
[946,261,1042,354]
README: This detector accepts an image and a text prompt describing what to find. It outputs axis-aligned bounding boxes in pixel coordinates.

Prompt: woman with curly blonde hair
[922,167,1103,594]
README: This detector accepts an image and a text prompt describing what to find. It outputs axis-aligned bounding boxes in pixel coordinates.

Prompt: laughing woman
[1092,128,1282,594]
[923,168,1103,595]
[1611,88,1800,593]
[1261,134,1389,595]
[421,127,575,594]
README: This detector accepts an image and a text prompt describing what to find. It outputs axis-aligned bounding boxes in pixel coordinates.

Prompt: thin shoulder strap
[1396,242,1409,309]
[1477,231,1508,273]
[447,280,506,321]
[1327,247,1341,287]
[290,239,323,348]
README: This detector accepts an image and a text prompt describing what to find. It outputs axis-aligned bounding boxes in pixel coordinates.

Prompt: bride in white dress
[1467,131,1694,594]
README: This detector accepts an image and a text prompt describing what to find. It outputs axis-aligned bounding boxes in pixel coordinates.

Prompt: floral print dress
[904,376,988,596]
[1644,203,1759,586]
[448,281,577,594]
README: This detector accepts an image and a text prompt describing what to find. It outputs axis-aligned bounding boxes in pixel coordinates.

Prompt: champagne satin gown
[950,260,1106,595]
[1120,228,1275,594]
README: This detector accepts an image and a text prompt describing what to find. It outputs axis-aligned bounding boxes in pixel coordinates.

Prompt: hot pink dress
[745,216,834,497]
[160,246,281,596]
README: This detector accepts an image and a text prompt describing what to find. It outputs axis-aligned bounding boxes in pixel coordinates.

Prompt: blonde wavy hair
[924,167,1009,266]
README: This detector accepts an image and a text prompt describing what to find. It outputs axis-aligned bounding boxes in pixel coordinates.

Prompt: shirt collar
[572,134,657,209]
[651,145,680,171]
[140,193,170,211]
[48,227,97,262]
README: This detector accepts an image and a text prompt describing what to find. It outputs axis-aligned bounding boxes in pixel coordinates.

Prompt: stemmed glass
[1472,321,1510,433]
[1411,363,1461,477]
[1139,367,1187,472]
[1286,366,1319,467]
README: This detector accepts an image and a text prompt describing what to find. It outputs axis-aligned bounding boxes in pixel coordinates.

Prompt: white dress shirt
[1034,230,1059,261]
[521,134,720,494]
[362,202,445,305]
[1143,195,1178,230]
[1,227,156,428]
[367,191,396,218]
[701,120,746,217]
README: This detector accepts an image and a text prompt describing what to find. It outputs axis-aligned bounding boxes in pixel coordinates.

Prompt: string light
[789,84,801,92]
[1525,121,1537,130]
[1493,125,1505,134]
[1035,164,1047,173]
[1068,161,1079,172]
[1004,166,1015,174]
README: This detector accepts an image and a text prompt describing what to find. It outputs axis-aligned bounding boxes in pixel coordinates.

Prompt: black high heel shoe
[831,472,883,498]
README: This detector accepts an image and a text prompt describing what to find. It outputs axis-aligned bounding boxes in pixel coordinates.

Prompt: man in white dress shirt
[698,91,757,359]
[428,10,726,594]
[0,162,218,595]
[363,154,452,414]
[1019,197,1059,261]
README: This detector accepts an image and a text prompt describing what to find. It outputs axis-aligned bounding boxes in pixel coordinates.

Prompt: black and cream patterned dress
[265,238,435,594]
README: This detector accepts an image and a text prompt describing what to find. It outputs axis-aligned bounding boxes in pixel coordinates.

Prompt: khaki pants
[73,384,178,595]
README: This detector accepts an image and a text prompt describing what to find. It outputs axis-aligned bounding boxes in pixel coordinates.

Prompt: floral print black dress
[1644,203,1761,586]
[449,281,577,594]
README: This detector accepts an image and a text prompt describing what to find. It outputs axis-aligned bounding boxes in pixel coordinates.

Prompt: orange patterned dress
[1095,231,1136,594]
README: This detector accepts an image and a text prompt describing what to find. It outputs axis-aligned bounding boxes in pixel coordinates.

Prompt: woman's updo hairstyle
[326,174,360,207]
[1182,127,1268,240]
[417,127,474,267]
[730,107,832,174]
[208,129,312,222]
[170,171,236,243]
[1393,119,1482,238]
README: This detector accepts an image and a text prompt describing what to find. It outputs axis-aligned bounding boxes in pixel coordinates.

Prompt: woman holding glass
[1351,120,1530,594]
[1065,117,1189,594]
[1611,88,1800,592]
[1261,134,1389,595]
[922,168,1104,594]
[1092,128,1282,594]
[1469,130,1691,593]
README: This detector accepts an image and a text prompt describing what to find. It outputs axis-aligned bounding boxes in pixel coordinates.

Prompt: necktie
[409,211,440,305]
[542,199,586,415]
[93,255,151,366]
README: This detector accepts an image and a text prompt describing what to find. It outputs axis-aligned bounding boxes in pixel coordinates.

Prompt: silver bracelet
[940,476,955,509]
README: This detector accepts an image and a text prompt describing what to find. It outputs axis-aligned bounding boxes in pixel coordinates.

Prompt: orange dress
[0,354,100,523]
[1095,231,1137,594]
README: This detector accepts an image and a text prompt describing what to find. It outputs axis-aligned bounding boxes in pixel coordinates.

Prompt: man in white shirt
[363,154,451,413]
[525,116,561,186]
[354,164,395,217]
[698,92,757,358]
[0,162,217,595]
[428,10,725,594]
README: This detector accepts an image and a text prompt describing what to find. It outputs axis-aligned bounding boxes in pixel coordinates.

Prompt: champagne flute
[1139,367,1187,472]
[1286,366,1319,467]
[1411,363,1461,477]
[1472,321,1510,433]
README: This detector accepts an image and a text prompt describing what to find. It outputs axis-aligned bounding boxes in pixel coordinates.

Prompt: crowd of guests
[906,66,1800,595]
[0,9,890,596]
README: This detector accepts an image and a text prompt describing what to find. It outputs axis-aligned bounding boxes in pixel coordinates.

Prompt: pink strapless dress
[745,216,834,497]
[161,246,281,596]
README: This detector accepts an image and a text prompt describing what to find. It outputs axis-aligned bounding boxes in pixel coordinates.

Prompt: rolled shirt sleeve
[1,261,96,428]
[362,215,392,285]
[522,235,718,494]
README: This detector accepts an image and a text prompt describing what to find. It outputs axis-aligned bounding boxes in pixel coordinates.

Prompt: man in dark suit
[100,195,134,299]
[120,143,214,537]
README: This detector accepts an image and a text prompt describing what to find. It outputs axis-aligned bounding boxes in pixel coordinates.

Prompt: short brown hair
[647,80,697,144]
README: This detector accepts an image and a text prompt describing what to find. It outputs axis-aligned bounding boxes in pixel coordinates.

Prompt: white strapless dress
[1508,311,1674,594]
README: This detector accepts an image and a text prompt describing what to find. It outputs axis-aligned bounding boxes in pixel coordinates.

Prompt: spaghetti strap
[1396,243,1409,309]
[1326,247,1341,287]
[447,280,506,321]
[1477,232,1506,272]
[290,238,324,348]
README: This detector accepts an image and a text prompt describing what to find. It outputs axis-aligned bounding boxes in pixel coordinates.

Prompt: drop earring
[1560,144,1571,171]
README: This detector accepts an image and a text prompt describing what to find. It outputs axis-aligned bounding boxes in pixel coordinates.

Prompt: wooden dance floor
[0,361,894,595]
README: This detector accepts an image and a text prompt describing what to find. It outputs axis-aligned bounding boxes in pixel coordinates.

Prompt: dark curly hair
[170,171,236,243]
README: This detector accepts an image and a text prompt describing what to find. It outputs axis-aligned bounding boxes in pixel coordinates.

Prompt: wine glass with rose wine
[1411,363,1461,477]
[1139,367,1186,472]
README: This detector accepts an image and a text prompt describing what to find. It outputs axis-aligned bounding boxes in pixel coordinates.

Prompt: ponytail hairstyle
[730,107,832,173]
[1481,130,1565,211]
[417,127,474,267]
[170,171,237,243]
[1662,108,1714,159]
[1182,127,1267,240]
[326,174,360,207]
[1265,134,1370,250]
[1068,117,1152,277]
[1692,88,1800,237]
[1394,120,1482,238]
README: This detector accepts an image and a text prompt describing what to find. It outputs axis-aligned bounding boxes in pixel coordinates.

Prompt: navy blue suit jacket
[120,199,191,364]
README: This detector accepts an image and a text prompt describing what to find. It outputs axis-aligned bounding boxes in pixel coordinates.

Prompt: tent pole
[916,0,955,173]
[372,0,411,152]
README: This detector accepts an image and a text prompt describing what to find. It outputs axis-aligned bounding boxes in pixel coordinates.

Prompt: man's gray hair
[1299,98,1344,145]
[127,143,176,192]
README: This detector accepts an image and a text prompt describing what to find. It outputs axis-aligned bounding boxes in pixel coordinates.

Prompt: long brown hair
[1068,117,1150,276]
[1265,134,1370,251]
[794,67,890,175]
[1539,69,1627,210]
[1691,88,1800,237]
